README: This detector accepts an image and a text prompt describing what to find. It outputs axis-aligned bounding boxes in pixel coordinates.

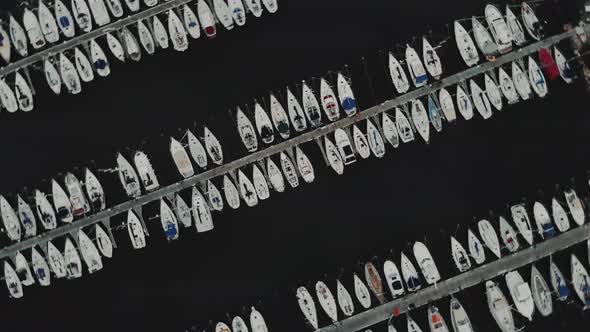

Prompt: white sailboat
[411,99,429,143]
[23,8,46,49]
[90,39,110,77]
[85,168,105,211]
[389,52,410,94]
[51,179,73,223]
[213,0,234,31]
[316,281,338,322]
[266,157,285,193]
[450,297,474,332]
[478,219,501,259]
[95,224,113,258]
[198,0,217,38]
[302,81,322,127]
[450,236,471,272]
[499,216,519,253]
[528,56,548,98]
[352,124,371,159]
[64,172,90,217]
[336,279,355,317]
[337,72,357,116]
[252,164,271,199]
[170,137,195,178]
[78,228,103,273]
[207,180,224,211]
[486,281,515,332]
[510,204,534,245]
[238,170,258,207]
[498,67,519,104]
[367,119,385,158]
[472,17,497,60]
[192,186,214,232]
[17,195,36,238]
[117,152,141,198]
[223,175,241,209]
[422,37,442,79]
[438,87,457,123]
[353,273,371,309]
[506,5,526,46]
[484,74,503,111]
[469,79,492,120]
[34,190,57,230]
[531,264,553,316]
[334,129,356,165]
[64,237,82,279]
[204,126,224,165]
[521,3,541,41]
[134,151,160,191]
[127,210,146,249]
[455,84,474,120]
[286,87,307,132]
[505,270,534,320]
[549,260,570,301]
[405,44,428,87]
[320,78,340,122]
[467,229,486,265]
[413,241,441,284]
[511,61,531,100]
[269,93,290,140]
[395,107,415,143]
[564,189,585,226]
[47,240,67,278]
[160,199,179,241]
[533,201,556,239]
[297,286,318,329]
[365,262,386,304]
[280,152,299,188]
[174,194,192,228]
[551,197,570,232]
[454,21,479,67]
[382,113,400,148]
[249,307,268,332]
[484,4,512,54]
[4,261,23,298]
[254,101,274,144]
[31,246,51,286]
[400,252,421,292]
[325,136,345,175]
[570,254,590,309]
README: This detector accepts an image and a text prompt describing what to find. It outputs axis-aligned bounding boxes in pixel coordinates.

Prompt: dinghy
[450,298,474,332]
[160,199,179,241]
[484,74,503,111]
[485,4,512,54]
[106,32,125,62]
[34,190,57,230]
[170,137,194,178]
[23,7,46,49]
[0,78,18,112]
[133,151,159,191]
[316,281,338,322]
[455,85,474,120]
[454,21,479,67]
[511,61,531,100]
[89,39,110,77]
[320,78,340,122]
[262,0,278,13]
[428,305,450,332]
[407,314,424,332]
[31,247,51,286]
[124,0,140,12]
[174,194,192,228]
[168,9,189,51]
[478,219,501,259]
[551,198,570,232]
[64,172,90,216]
[197,0,216,38]
[207,180,224,211]
[367,119,385,158]
[302,81,322,127]
[382,113,400,148]
[427,94,443,133]
[47,240,67,278]
[95,224,113,258]
[486,281,515,332]
[15,251,34,286]
[531,265,553,316]
[192,187,214,232]
[411,99,429,143]
[238,170,258,207]
[352,124,371,158]
[498,67,519,104]
[570,254,590,309]
[413,241,440,284]
[353,273,371,309]
[121,27,141,61]
[0,26,11,63]
[395,107,414,143]
[506,5,526,46]
[105,0,124,17]
[214,0,234,30]
[280,152,299,188]
[450,236,471,272]
[472,17,497,60]
[564,189,585,226]
[469,79,492,120]
[389,52,410,94]
[117,153,141,198]
[127,210,146,249]
[254,102,274,144]
[4,261,23,298]
[297,286,318,329]
[286,87,307,131]
[223,175,241,209]
[245,0,263,17]
[499,216,519,253]
[550,260,570,301]
[252,164,271,199]
[232,316,249,332]
[72,0,93,32]
[383,260,405,298]
[64,237,82,278]
[183,4,201,39]
[533,201,556,240]
[204,127,224,165]
[365,262,386,304]
[137,20,155,55]
[88,0,111,27]
[438,87,457,123]
[423,37,442,79]
[510,204,534,245]
[229,0,246,26]
[44,58,62,94]
[85,168,105,211]
[405,44,428,87]
[505,270,534,321]
[337,72,357,116]
[337,279,355,317]
[78,228,103,273]
[521,3,542,41]
[9,15,28,57]
[74,47,94,82]
[17,195,36,238]
[14,71,33,112]
[553,47,573,84]
[266,157,285,193]
[528,56,548,97]
[52,179,73,223]
[60,52,81,94]
[400,252,421,292]
[294,147,314,184]
[249,307,268,332]
[334,129,356,165]
[187,130,208,169]
[152,15,169,49]
[270,93,290,139]
[467,229,486,265]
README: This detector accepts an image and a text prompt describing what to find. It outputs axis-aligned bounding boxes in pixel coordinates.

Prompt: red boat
[539,48,560,81]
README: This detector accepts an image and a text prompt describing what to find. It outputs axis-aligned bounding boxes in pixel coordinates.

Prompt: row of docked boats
[184,306,270,332]
[0,0,278,113]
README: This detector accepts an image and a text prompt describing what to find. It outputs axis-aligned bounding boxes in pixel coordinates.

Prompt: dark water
[0,0,589,331]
